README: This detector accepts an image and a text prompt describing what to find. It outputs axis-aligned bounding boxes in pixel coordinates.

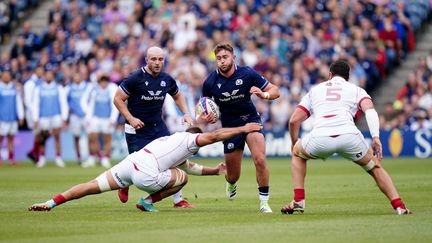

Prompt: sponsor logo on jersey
[355,151,363,158]
[160,81,166,87]
[235,79,243,85]
[219,89,244,102]
[141,90,164,100]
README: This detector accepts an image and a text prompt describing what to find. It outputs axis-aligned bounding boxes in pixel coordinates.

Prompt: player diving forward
[29,123,262,212]
[281,60,411,215]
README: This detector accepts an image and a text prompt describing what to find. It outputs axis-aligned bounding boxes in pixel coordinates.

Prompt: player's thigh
[336,133,370,163]
[100,118,114,134]
[51,115,62,129]
[301,134,335,160]
[245,131,266,156]
[132,168,184,193]
[38,117,51,131]
[86,117,102,134]
[0,122,17,136]
[109,158,133,189]
[69,114,84,136]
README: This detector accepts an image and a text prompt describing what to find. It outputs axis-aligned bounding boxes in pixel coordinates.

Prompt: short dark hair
[99,75,109,82]
[329,60,350,81]
[214,43,234,55]
[186,126,203,134]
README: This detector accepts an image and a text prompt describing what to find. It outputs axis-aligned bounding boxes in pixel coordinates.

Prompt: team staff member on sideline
[32,69,68,168]
[28,123,261,212]
[199,43,280,213]
[281,60,411,215]
[114,46,194,208]
[0,70,24,166]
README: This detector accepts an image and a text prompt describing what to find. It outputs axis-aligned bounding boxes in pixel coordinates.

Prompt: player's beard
[149,64,162,75]
[218,62,233,74]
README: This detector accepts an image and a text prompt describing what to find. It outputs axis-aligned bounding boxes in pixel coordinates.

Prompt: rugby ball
[197,97,220,120]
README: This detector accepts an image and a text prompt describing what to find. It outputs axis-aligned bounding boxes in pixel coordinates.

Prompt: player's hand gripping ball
[196,97,221,120]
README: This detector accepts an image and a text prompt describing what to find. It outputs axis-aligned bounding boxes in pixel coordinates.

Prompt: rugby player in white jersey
[281,60,411,215]
[29,122,262,212]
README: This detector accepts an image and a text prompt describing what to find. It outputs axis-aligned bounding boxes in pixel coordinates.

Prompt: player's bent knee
[173,168,188,187]
[96,173,111,192]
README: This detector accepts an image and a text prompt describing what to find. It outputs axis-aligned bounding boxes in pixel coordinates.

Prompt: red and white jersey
[132,132,200,172]
[298,76,371,136]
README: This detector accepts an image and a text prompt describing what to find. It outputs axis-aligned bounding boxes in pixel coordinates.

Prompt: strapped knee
[173,169,187,187]
[362,160,376,172]
[96,172,111,192]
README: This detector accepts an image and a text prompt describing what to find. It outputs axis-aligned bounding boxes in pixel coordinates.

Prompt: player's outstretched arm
[360,98,383,161]
[197,122,262,146]
[178,160,226,176]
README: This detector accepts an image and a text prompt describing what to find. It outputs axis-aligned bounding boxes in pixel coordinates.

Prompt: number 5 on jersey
[326,88,342,101]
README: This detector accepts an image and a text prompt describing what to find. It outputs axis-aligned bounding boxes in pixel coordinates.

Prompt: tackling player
[0,70,24,166]
[199,43,280,213]
[114,46,194,208]
[28,123,261,212]
[281,60,411,215]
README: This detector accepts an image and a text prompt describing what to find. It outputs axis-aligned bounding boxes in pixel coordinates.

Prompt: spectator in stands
[410,109,431,131]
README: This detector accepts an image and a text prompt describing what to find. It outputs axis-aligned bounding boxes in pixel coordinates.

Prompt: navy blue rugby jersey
[119,67,178,124]
[202,65,269,120]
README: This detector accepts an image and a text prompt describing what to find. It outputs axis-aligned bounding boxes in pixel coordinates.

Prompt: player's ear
[328,72,333,80]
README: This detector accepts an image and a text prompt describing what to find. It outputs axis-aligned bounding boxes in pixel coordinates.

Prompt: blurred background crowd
[1,0,432,134]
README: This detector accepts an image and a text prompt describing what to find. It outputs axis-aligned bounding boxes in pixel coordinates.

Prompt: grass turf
[0,157,431,242]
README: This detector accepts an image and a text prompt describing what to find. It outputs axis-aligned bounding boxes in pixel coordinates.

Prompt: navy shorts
[221,115,263,154]
[125,121,170,153]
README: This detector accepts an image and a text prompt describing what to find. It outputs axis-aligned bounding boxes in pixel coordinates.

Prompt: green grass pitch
[0,157,431,242]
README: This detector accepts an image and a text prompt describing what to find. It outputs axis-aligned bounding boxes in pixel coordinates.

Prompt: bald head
[145,46,165,76]
[146,46,164,58]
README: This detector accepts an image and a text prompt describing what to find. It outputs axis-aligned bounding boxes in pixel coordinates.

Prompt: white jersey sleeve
[302,76,371,136]
[140,132,200,172]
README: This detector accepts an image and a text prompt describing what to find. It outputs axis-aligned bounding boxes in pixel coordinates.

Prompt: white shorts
[87,117,114,134]
[0,121,18,135]
[39,115,63,131]
[301,133,369,161]
[109,153,171,193]
[69,114,86,136]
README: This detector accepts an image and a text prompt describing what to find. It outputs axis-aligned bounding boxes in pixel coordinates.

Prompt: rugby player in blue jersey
[199,43,280,213]
[114,46,195,208]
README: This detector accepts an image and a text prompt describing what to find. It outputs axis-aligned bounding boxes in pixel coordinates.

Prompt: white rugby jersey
[298,76,371,136]
[134,132,200,172]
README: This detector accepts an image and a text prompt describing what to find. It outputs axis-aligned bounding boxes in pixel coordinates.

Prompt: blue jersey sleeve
[167,76,179,96]
[119,71,139,96]
[247,67,269,90]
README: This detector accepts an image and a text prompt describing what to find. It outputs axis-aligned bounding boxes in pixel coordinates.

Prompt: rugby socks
[144,193,162,204]
[391,198,406,209]
[173,191,183,204]
[8,150,13,161]
[76,151,81,162]
[258,186,269,202]
[294,188,305,202]
[46,194,66,208]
